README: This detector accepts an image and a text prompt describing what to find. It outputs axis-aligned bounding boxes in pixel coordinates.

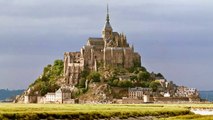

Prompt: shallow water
[191,109,213,115]
[199,91,213,102]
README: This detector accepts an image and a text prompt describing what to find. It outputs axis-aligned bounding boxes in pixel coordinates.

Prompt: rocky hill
[16,57,169,103]
[15,57,201,104]
[15,60,65,103]
[28,59,64,96]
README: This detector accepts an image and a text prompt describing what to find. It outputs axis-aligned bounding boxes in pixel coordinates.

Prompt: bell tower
[102,4,113,41]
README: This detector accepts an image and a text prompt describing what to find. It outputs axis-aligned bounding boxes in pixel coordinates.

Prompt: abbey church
[64,6,141,85]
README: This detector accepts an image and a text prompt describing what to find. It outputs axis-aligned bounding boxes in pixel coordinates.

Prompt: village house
[121,87,152,104]
[45,93,55,103]
[24,86,72,104]
[55,87,72,103]
[45,87,72,104]
[128,87,152,99]
[175,86,199,97]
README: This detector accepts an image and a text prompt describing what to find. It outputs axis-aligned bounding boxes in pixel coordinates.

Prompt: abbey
[64,6,141,85]
[16,6,201,105]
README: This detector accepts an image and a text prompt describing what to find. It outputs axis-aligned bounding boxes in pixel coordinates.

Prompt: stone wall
[24,96,37,103]
[153,97,189,103]
[64,52,84,85]
[122,98,143,104]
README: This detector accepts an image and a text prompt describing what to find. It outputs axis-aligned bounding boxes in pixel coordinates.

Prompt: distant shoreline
[199,91,213,102]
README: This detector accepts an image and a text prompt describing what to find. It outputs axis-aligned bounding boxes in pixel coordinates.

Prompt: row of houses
[24,87,74,104]
[23,81,200,104]
[123,85,200,104]
[175,86,199,97]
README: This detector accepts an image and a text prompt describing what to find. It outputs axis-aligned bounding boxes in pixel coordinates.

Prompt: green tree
[29,59,64,96]
[149,81,161,92]
[41,76,49,82]
[156,73,164,79]
[80,70,89,79]
[138,66,147,72]
[78,78,86,88]
[107,75,118,85]
[118,80,133,88]
[112,79,119,86]
[87,72,101,82]
[43,65,52,76]
[52,60,64,76]
[137,71,150,81]
[130,75,137,81]
[140,81,150,87]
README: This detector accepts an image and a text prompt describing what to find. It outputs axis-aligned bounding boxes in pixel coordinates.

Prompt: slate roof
[103,21,112,30]
[57,87,71,93]
[88,38,104,46]
[129,87,151,91]
[46,93,55,96]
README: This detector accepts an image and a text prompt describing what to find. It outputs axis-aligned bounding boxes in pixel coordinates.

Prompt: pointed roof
[56,87,71,93]
[103,4,112,30]
[106,4,110,23]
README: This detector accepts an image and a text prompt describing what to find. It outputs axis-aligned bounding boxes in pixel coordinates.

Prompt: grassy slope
[0,104,192,119]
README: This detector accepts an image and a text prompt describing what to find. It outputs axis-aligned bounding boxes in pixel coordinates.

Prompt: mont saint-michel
[15,6,200,104]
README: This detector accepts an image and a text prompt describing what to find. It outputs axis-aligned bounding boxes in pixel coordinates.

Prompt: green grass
[0,103,187,119]
[161,115,213,120]
[159,104,213,120]
[0,103,212,119]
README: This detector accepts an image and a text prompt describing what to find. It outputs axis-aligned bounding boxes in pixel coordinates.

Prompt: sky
[0,0,213,90]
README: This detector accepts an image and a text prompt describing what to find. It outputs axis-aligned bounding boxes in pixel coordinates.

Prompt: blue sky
[0,0,213,90]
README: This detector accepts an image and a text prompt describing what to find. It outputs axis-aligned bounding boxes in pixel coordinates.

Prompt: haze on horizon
[0,0,212,90]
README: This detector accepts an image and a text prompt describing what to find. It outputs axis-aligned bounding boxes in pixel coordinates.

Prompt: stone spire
[106,4,110,23]
[103,4,112,30]
[102,4,113,39]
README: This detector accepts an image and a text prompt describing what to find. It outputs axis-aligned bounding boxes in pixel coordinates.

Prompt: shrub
[149,81,161,92]
[87,72,101,82]
[80,69,90,79]
[137,71,150,81]
[118,80,133,88]
[28,59,63,95]
[78,78,86,88]
[130,75,137,81]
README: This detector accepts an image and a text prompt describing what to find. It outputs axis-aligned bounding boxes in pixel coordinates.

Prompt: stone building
[55,87,72,103]
[128,87,152,99]
[44,87,72,104]
[45,93,55,103]
[175,86,199,97]
[64,6,141,85]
